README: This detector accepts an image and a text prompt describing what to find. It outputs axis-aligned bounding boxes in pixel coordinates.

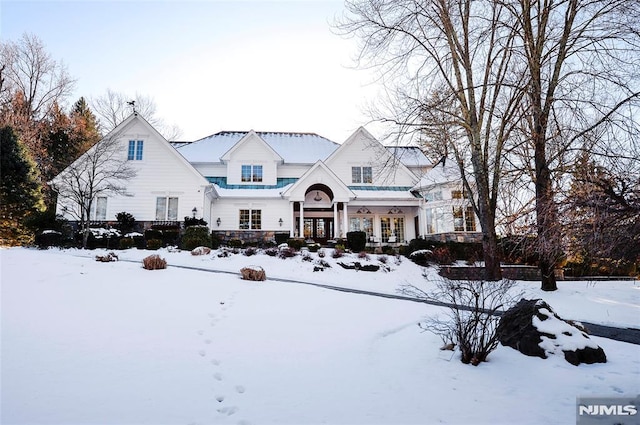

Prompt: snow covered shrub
[317,249,326,258]
[35,230,63,248]
[243,247,257,257]
[278,247,297,259]
[265,247,278,257]
[240,266,266,281]
[308,243,321,253]
[401,277,520,366]
[409,249,433,267]
[191,246,211,256]
[286,238,305,251]
[146,238,163,250]
[358,251,370,260]
[143,254,167,270]
[302,252,313,262]
[95,252,118,262]
[332,247,345,259]
[116,212,136,234]
[377,255,388,264]
[228,239,243,248]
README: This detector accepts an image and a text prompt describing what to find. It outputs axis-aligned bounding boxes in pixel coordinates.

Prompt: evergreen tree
[0,126,44,245]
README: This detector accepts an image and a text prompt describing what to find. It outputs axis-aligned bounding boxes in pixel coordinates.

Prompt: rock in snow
[497,298,607,366]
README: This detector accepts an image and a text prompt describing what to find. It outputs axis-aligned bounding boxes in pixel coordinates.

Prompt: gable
[325,127,418,187]
[220,131,283,163]
[282,161,355,202]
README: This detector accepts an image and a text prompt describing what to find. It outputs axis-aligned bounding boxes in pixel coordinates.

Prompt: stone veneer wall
[438,265,561,281]
[212,230,290,246]
[423,232,484,244]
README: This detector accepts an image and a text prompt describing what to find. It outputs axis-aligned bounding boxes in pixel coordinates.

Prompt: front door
[301,218,334,245]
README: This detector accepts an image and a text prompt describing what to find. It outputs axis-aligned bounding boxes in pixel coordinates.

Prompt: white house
[53,113,480,245]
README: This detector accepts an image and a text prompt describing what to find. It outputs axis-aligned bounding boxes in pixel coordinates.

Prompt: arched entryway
[295,184,337,244]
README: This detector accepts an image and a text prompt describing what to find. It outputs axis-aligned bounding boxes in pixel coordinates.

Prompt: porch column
[333,203,339,239]
[299,201,304,239]
[289,201,295,238]
[342,202,348,238]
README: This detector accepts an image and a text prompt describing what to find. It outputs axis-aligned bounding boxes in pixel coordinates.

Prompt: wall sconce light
[192,207,198,218]
[278,218,283,227]
[216,217,221,226]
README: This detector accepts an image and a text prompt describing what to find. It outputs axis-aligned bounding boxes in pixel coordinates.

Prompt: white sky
[1,0,384,143]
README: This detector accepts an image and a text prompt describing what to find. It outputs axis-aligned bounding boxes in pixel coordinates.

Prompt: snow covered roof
[177,131,339,164]
[386,146,431,168]
[412,162,462,190]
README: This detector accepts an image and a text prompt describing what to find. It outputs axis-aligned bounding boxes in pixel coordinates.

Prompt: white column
[289,201,295,237]
[299,201,304,239]
[342,202,348,238]
[333,202,339,239]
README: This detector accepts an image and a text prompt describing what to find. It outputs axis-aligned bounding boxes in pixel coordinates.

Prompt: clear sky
[1,0,382,143]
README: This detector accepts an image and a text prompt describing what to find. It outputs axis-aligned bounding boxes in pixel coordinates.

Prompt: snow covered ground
[1,247,639,425]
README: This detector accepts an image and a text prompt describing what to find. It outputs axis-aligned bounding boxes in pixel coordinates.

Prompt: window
[352,166,373,184]
[156,197,178,220]
[425,191,443,201]
[91,196,107,220]
[241,165,263,182]
[350,217,374,237]
[451,190,469,199]
[380,216,404,243]
[453,206,476,231]
[239,209,261,229]
[128,140,143,160]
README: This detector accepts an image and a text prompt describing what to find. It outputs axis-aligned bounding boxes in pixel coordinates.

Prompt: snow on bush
[240,266,266,281]
[191,246,211,256]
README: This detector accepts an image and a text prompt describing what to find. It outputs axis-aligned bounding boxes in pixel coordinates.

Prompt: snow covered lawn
[2,247,639,425]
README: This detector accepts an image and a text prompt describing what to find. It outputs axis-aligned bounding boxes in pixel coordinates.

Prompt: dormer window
[128,140,143,160]
[241,165,263,182]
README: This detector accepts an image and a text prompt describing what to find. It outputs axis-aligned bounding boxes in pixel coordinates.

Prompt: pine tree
[0,125,44,245]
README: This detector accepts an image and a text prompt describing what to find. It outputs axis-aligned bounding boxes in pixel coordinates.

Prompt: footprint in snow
[214,372,223,381]
[235,385,245,394]
[198,350,206,357]
[218,406,238,416]
[216,394,225,403]
[211,359,221,366]
[204,339,212,345]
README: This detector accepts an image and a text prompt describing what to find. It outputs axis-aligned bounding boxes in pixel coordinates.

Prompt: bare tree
[0,33,75,120]
[91,89,182,140]
[337,0,527,280]
[503,0,640,290]
[50,135,137,248]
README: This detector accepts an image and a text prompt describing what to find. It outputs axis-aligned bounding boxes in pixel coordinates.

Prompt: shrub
[358,251,370,260]
[265,247,278,257]
[401,277,520,366]
[274,233,289,245]
[317,248,326,258]
[308,243,321,253]
[143,254,167,270]
[211,232,222,249]
[347,231,367,252]
[302,252,313,262]
[278,247,297,259]
[240,266,266,281]
[244,247,257,257]
[116,212,136,233]
[95,252,118,262]
[332,248,345,258]
[184,216,207,227]
[382,245,396,255]
[182,225,211,250]
[191,246,211,256]
[228,239,243,248]
[378,255,388,264]
[146,239,163,250]
[286,238,305,251]
[119,238,135,250]
[35,230,63,248]
[433,246,454,265]
[145,229,163,241]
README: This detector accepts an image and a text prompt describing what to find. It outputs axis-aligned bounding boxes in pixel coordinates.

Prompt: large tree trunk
[476,197,502,281]
[534,126,558,291]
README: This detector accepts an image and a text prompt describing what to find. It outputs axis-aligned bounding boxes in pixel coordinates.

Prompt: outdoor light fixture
[216,217,221,226]
[278,218,283,227]
[192,207,197,218]
[314,191,322,202]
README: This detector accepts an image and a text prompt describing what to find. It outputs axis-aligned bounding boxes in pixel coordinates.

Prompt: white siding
[225,134,280,185]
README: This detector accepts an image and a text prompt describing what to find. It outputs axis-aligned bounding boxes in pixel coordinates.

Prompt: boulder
[497,299,606,366]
